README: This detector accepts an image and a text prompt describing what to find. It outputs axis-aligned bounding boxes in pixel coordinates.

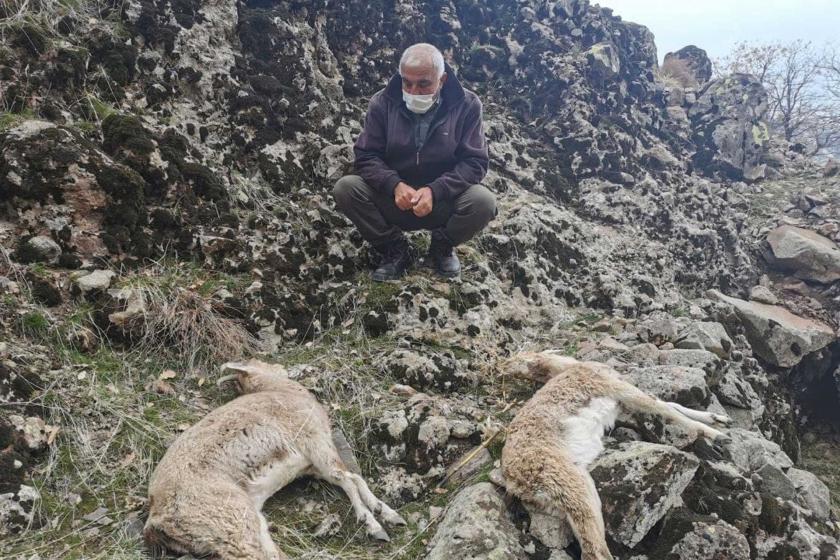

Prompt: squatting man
[334,43,496,281]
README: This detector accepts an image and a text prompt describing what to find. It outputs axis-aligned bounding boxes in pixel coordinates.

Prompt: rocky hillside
[1,0,839,559]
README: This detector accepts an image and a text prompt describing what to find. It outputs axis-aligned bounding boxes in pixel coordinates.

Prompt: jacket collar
[384,61,466,113]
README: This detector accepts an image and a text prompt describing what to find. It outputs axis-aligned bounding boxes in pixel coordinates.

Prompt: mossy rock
[101,113,155,156]
[11,22,49,56]
[182,162,225,200]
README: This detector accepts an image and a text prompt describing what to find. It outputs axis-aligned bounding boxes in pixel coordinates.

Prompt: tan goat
[501,352,731,560]
[144,359,405,560]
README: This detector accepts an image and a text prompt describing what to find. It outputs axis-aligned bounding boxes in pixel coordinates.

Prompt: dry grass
[116,262,260,375]
[133,284,259,374]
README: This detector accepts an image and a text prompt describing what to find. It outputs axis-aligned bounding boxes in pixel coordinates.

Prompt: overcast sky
[595,0,839,62]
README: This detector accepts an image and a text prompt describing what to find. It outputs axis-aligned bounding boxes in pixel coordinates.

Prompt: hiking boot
[427,230,460,278]
[372,238,413,282]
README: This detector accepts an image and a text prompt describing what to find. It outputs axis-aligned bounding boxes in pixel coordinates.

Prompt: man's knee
[466,184,497,226]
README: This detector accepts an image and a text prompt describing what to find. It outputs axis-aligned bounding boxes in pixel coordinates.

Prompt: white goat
[502,352,732,560]
[144,359,405,560]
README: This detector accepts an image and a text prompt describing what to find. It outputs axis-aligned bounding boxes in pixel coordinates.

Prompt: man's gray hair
[399,43,445,78]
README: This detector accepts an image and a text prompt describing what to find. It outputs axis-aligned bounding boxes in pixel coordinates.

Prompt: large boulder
[765,225,840,284]
[689,73,772,182]
[425,483,527,560]
[590,441,700,548]
[709,290,836,367]
[664,45,713,84]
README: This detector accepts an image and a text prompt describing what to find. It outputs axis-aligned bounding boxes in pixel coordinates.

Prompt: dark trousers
[333,175,496,249]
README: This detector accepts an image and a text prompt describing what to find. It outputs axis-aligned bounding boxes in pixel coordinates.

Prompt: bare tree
[717,40,840,157]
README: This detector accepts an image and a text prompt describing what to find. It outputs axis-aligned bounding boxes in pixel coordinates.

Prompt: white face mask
[403,91,438,114]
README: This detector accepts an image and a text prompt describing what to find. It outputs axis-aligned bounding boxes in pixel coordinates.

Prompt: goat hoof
[370,528,390,542]
[713,413,732,426]
[390,513,407,526]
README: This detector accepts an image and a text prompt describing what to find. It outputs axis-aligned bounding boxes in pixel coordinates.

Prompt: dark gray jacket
[353,63,489,202]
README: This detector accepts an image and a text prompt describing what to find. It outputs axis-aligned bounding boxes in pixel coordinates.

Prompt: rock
[591,442,700,548]
[0,485,39,536]
[73,269,115,298]
[823,158,839,177]
[17,236,61,264]
[786,467,831,520]
[755,463,796,501]
[384,349,471,391]
[425,483,527,560]
[370,393,482,475]
[689,74,771,182]
[587,41,620,81]
[444,446,492,487]
[623,365,711,408]
[526,507,574,551]
[709,290,836,367]
[765,225,840,284]
[9,415,55,452]
[675,321,733,359]
[664,45,713,84]
[714,364,763,417]
[657,348,721,374]
[638,311,680,344]
[652,510,751,559]
[750,285,778,305]
[724,428,793,473]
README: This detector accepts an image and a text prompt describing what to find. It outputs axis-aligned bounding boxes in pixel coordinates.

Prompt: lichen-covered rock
[724,428,794,473]
[689,73,773,182]
[765,225,840,284]
[425,483,527,560]
[72,269,115,298]
[383,349,472,391]
[0,485,39,537]
[591,441,700,548]
[787,467,832,521]
[675,321,733,358]
[623,365,711,408]
[15,236,61,264]
[651,509,751,559]
[657,348,721,374]
[371,393,483,475]
[710,290,836,367]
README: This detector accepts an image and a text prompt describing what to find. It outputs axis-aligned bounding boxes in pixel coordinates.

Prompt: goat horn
[216,374,239,386]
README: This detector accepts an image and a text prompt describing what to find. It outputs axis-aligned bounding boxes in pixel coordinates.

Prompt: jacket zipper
[416,117,446,168]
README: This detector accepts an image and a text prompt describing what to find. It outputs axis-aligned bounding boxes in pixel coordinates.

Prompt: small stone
[18,236,61,263]
[749,285,778,305]
[73,269,115,298]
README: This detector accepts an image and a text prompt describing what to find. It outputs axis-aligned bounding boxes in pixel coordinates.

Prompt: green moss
[19,310,50,337]
[101,113,154,155]
[363,279,402,312]
[0,108,35,131]
[182,162,225,200]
